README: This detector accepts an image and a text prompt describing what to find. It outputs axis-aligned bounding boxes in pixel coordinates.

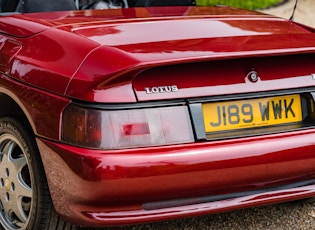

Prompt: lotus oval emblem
[246,70,260,83]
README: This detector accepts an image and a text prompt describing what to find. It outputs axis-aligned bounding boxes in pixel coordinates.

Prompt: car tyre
[0,117,77,230]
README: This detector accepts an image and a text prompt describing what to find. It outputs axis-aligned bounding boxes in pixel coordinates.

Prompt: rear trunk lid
[67,6,315,102]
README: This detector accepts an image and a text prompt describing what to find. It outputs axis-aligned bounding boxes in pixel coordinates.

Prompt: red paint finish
[0,38,22,67]
[0,75,70,140]
[1,7,315,102]
[0,15,50,37]
[8,29,99,96]
[1,5,315,227]
[133,54,315,101]
[38,129,315,226]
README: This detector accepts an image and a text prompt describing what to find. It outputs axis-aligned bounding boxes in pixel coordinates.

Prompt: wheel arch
[0,91,36,135]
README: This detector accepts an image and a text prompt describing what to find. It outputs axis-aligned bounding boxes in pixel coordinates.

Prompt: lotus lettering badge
[145,85,179,94]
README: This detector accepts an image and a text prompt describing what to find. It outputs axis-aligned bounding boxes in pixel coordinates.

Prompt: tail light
[62,104,194,149]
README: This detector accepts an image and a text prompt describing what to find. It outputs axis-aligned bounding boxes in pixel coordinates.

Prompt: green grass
[196,0,283,10]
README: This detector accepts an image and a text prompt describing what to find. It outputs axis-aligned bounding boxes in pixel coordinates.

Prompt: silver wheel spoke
[0,139,13,167]
[16,176,32,198]
[0,133,33,229]
[2,196,28,224]
[12,157,27,176]
[13,197,28,224]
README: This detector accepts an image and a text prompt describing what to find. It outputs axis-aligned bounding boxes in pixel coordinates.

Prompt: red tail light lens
[62,105,194,149]
[62,106,102,148]
[122,123,150,136]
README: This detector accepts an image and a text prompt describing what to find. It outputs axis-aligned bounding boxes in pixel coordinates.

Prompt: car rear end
[30,6,315,227]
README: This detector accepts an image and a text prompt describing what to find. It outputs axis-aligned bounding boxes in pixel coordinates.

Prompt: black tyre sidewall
[0,117,53,230]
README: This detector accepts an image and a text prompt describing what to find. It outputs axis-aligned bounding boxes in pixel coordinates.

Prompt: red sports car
[1,0,315,229]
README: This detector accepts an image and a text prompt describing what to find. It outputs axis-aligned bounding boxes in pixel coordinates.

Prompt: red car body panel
[1,6,315,227]
[37,128,315,226]
[3,7,315,102]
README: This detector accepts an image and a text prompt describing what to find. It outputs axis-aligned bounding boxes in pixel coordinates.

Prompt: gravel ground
[81,1,315,229]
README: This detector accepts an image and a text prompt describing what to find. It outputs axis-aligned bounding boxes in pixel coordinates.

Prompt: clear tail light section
[62,104,194,149]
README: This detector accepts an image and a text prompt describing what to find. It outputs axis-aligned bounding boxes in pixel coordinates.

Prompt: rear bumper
[37,129,315,227]
[82,184,315,226]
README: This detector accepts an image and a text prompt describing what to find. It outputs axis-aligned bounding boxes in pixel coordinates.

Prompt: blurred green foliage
[196,0,283,10]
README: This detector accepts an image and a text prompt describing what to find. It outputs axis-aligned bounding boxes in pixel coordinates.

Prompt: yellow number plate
[202,94,302,133]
